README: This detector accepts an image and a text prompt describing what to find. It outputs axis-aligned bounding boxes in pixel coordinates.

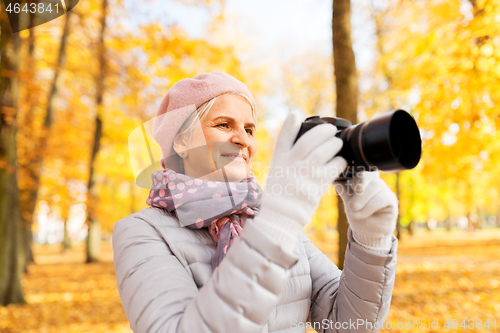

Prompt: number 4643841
[6,2,60,14]
[444,319,496,330]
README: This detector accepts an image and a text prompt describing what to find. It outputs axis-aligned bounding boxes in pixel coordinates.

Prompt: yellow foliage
[363,0,500,225]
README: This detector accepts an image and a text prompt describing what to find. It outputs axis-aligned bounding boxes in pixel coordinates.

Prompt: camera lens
[341,110,421,172]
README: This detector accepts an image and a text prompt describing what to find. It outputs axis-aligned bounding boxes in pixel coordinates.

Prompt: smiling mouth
[220,153,247,162]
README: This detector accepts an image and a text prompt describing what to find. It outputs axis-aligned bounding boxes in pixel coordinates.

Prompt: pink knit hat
[152,72,256,172]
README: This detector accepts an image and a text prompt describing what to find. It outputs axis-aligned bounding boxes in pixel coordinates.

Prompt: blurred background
[1,0,499,332]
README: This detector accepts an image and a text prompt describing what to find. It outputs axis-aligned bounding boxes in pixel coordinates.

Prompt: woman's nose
[230,127,251,147]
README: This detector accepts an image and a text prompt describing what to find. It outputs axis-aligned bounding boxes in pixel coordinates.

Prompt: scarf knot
[146,168,262,270]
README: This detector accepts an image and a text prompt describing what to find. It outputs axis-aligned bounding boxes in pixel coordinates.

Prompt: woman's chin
[195,169,242,183]
[202,164,247,182]
[223,167,247,182]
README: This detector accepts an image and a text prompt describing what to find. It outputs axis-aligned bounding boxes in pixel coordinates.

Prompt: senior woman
[112,72,398,333]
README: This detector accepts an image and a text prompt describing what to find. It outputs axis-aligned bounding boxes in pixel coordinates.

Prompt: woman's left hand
[335,170,398,253]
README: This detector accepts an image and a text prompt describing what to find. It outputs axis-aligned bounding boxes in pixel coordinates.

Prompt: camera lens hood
[342,109,422,172]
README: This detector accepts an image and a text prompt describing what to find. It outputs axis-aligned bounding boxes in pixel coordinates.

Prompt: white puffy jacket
[112,207,397,333]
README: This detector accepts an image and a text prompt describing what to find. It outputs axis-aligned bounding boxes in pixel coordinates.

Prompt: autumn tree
[18,3,39,267]
[333,0,358,269]
[0,0,26,305]
[85,0,108,263]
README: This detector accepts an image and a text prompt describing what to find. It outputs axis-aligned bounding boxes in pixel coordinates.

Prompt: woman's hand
[335,170,398,253]
[257,111,347,230]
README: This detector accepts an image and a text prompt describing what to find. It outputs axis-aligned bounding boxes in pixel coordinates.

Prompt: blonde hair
[175,92,257,173]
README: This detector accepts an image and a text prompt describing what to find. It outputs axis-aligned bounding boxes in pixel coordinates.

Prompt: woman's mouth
[220,153,247,163]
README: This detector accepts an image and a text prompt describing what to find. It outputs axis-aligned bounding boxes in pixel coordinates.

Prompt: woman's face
[175,93,257,182]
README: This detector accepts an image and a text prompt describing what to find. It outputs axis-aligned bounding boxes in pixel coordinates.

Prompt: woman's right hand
[258,111,348,228]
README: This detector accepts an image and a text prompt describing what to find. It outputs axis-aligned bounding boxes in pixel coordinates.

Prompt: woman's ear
[172,132,189,158]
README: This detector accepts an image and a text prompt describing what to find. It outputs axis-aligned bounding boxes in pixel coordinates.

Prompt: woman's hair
[174,92,257,173]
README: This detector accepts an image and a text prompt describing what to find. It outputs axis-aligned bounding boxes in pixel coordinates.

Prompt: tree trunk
[24,228,33,273]
[20,4,39,271]
[465,182,477,232]
[445,207,452,231]
[333,0,358,269]
[86,0,108,263]
[476,207,483,230]
[407,220,414,236]
[19,5,73,269]
[62,217,72,251]
[0,1,26,305]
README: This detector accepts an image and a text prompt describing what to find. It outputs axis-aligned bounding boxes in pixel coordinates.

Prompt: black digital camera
[294,110,422,180]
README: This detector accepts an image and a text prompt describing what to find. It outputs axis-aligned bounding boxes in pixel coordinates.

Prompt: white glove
[253,111,347,252]
[335,170,398,254]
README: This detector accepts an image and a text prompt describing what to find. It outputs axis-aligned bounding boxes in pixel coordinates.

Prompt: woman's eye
[216,123,253,135]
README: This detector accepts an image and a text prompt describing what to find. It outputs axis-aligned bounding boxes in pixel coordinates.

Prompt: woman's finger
[306,136,343,166]
[347,178,387,212]
[290,124,337,160]
[349,188,398,220]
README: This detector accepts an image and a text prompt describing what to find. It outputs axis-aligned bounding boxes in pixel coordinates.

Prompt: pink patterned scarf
[146,168,262,270]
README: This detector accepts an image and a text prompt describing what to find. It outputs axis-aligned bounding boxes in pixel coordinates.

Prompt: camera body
[294,110,422,180]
